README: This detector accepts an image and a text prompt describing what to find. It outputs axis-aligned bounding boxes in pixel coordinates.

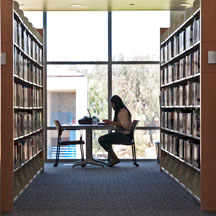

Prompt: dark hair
[110,95,131,122]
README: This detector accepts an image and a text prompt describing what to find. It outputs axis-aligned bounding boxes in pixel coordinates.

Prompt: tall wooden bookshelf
[160,0,216,211]
[1,0,44,211]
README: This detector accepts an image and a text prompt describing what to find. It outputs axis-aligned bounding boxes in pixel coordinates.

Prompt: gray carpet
[3,162,216,216]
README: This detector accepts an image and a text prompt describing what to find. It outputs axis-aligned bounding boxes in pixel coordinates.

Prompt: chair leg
[79,144,86,167]
[80,144,84,161]
[54,145,60,167]
[132,144,139,167]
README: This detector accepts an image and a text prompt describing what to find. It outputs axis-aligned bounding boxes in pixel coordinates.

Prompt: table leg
[73,128,104,167]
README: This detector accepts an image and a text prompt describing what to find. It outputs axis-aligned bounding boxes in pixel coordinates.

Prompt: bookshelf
[160,0,216,211]
[160,1,200,203]
[1,0,44,211]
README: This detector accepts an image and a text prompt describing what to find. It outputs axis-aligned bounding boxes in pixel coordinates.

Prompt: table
[62,124,116,167]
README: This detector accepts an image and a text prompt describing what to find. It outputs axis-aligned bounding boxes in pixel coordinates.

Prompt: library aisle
[2,162,216,216]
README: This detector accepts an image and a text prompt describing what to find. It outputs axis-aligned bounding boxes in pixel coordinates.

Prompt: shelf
[161,105,200,109]
[161,73,200,88]
[14,42,43,68]
[14,106,43,110]
[161,41,200,67]
[161,148,200,172]
[161,167,200,203]
[14,150,43,173]
[161,127,200,140]
[14,127,43,141]
[14,74,43,88]
[161,9,200,46]
[14,167,43,202]
[14,10,43,46]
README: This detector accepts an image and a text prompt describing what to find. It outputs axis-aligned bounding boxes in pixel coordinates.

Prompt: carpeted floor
[2,162,216,216]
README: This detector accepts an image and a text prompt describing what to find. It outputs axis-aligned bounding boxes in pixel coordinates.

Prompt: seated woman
[98,95,132,167]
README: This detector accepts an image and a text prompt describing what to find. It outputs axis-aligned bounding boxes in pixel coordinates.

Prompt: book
[184,140,192,163]
[192,143,200,168]
[179,139,184,159]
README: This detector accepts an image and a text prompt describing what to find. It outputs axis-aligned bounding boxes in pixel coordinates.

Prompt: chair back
[54,120,64,140]
[130,120,139,140]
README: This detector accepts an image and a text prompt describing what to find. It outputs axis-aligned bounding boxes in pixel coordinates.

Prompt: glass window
[112,64,160,127]
[112,11,170,61]
[47,64,108,159]
[93,129,159,160]
[112,130,159,159]
[45,10,169,160]
[47,130,87,160]
[47,12,108,61]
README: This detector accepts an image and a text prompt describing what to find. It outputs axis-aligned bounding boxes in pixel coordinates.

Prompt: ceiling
[16,0,194,11]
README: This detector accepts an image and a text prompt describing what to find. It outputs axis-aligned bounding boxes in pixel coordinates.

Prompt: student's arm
[102,119,122,127]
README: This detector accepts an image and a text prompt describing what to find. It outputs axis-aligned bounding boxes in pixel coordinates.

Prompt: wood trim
[200,0,216,211]
[1,0,14,211]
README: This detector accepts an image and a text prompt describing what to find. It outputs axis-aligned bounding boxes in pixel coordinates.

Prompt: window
[47,64,108,159]
[47,12,108,61]
[24,10,170,160]
[112,64,160,127]
[112,11,170,61]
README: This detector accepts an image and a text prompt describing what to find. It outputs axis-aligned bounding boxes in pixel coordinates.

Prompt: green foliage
[68,56,160,158]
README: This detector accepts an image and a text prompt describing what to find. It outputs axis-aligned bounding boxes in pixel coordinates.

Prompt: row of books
[14,18,42,64]
[161,18,200,63]
[161,109,200,137]
[14,111,43,138]
[14,47,43,86]
[161,50,200,84]
[14,83,42,108]
[14,133,43,169]
[161,81,200,106]
[161,133,200,168]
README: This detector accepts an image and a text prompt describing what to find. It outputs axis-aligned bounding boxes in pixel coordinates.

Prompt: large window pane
[112,64,160,127]
[47,12,108,61]
[112,130,159,159]
[47,64,108,159]
[112,11,170,61]
[47,130,84,160]
[92,129,159,160]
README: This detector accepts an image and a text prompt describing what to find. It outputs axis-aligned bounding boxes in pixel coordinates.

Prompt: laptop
[87,108,106,125]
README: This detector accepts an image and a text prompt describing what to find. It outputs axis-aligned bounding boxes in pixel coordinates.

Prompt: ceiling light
[71,4,81,7]
[180,3,191,7]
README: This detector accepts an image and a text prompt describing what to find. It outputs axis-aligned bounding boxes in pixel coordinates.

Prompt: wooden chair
[53,120,85,167]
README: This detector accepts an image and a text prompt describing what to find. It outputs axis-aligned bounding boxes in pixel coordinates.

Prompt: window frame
[44,11,160,161]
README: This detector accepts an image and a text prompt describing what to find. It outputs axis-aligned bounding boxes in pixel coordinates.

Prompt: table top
[62,123,116,130]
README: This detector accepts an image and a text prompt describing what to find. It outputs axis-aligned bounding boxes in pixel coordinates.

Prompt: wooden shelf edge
[161,41,200,67]
[14,42,43,67]
[14,106,43,110]
[161,167,201,203]
[161,148,200,172]
[161,9,200,46]
[161,105,200,109]
[14,167,43,201]
[161,127,200,140]
[14,74,43,88]
[13,10,43,45]
[161,73,200,88]
[14,127,43,141]
[14,150,43,173]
